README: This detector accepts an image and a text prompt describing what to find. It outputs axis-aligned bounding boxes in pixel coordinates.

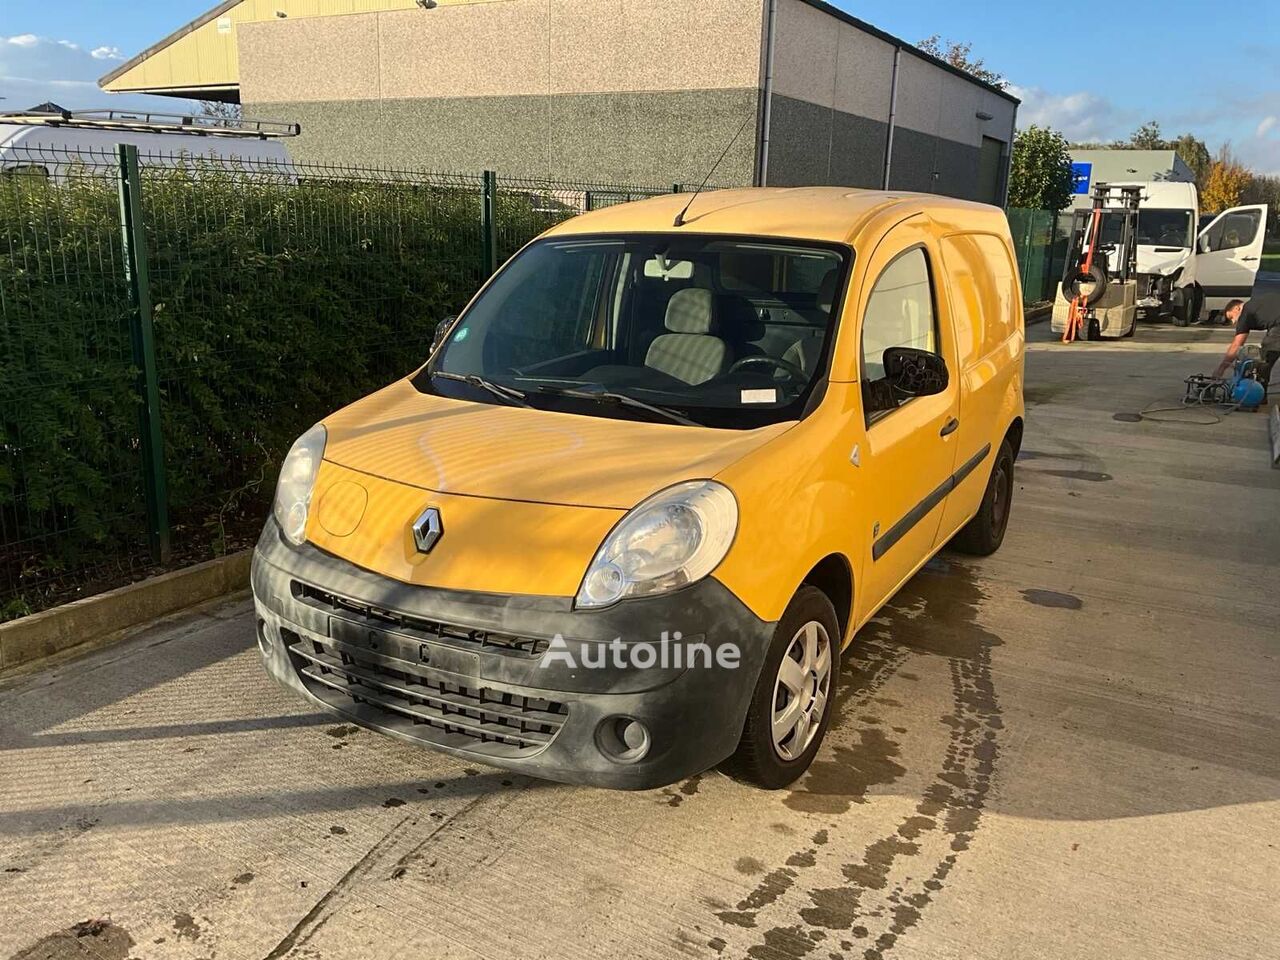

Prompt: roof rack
[0,109,300,140]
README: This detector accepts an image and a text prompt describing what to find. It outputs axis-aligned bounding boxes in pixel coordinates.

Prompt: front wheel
[950,439,1015,556]
[723,585,840,789]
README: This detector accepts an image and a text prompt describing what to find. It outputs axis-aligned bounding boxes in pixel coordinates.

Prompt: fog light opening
[596,716,651,764]
[256,618,271,656]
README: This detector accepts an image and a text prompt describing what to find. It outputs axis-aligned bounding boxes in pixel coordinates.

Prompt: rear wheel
[723,585,840,789]
[950,439,1015,556]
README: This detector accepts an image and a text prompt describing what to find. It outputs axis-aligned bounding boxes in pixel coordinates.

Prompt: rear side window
[860,247,937,382]
[940,234,1018,367]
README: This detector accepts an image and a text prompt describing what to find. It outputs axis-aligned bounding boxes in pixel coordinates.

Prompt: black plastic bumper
[250,522,774,789]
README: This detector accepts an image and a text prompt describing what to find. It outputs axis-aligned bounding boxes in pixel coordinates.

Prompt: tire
[950,439,1015,556]
[1170,287,1190,326]
[723,585,840,789]
[1065,262,1108,302]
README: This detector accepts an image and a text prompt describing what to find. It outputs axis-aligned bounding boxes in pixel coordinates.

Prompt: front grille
[294,582,550,656]
[283,628,568,756]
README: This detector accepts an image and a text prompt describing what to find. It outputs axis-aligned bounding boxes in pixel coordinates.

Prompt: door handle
[940,417,959,437]
[1242,256,1259,262]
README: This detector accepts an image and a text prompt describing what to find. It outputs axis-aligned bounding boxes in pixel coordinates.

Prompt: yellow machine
[253,187,1025,789]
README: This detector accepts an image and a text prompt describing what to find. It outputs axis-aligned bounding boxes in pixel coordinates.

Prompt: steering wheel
[728,355,807,381]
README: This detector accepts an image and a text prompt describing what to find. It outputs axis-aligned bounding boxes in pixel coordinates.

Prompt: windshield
[1098,208,1195,248]
[416,234,850,428]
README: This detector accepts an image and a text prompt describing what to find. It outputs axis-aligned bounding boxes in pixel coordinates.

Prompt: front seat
[780,268,839,376]
[645,288,730,385]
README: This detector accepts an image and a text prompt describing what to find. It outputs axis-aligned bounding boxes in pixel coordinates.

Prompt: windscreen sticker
[740,388,778,404]
[452,326,470,342]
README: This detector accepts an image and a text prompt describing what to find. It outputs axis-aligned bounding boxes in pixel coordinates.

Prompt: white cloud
[0,33,189,113]
[1006,84,1132,143]
[1234,137,1280,177]
[1257,115,1277,138]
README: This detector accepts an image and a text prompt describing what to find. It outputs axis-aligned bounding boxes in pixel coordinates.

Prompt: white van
[0,109,295,181]
[1097,181,1267,323]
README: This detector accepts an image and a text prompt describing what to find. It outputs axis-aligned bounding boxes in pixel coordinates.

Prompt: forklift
[1052,183,1143,342]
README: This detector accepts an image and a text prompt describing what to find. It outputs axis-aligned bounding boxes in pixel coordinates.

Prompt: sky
[2,0,1278,174]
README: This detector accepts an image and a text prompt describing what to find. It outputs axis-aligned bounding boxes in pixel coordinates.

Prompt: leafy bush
[0,161,488,610]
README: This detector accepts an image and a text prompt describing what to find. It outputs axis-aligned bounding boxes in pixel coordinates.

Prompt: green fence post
[117,143,170,564]
[1041,211,1058,301]
[1021,214,1035,305]
[672,183,682,194]
[584,190,594,212]
[481,170,497,276]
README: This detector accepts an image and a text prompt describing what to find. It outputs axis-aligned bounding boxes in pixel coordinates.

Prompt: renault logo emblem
[412,506,443,554]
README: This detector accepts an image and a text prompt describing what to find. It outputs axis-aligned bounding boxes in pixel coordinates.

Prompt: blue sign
[1071,162,1092,195]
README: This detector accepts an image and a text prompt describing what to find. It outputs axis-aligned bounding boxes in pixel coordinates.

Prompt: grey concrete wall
[239,0,764,184]
[250,90,759,185]
[765,0,1016,202]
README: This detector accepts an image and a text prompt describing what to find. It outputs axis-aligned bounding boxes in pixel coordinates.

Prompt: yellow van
[252,187,1024,790]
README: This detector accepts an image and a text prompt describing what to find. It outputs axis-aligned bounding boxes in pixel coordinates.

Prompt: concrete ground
[2,321,1278,960]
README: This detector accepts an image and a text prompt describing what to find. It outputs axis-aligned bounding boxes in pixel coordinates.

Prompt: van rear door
[1195,205,1268,312]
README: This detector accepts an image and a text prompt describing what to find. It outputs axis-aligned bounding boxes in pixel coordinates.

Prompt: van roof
[1102,180,1197,207]
[544,187,1004,245]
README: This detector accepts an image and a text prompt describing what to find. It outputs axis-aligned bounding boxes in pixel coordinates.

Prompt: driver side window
[1202,209,1261,253]
[860,247,939,404]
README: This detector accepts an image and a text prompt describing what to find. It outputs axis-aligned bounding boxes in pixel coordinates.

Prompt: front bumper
[251,523,773,789]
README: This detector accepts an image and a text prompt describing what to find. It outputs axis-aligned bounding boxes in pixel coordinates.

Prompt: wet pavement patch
[1021,589,1084,610]
[9,919,134,960]
[1113,412,1143,422]
[721,562,1005,958]
[172,913,201,941]
[324,724,359,738]
[1040,469,1112,482]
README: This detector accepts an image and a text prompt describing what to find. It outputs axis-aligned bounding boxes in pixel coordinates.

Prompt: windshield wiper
[432,370,529,407]
[527,383,699,427]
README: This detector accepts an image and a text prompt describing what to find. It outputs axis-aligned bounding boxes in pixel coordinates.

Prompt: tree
[917,35,1008,89]
[1200,144,1251,213]
[1009,125,1073,210]
[1169,133,1212,188]
[1126,121,1164,149]
[198,100,242,128]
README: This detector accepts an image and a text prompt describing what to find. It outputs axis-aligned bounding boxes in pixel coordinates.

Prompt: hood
[1135,244,1190,277]
[320,379,792,510]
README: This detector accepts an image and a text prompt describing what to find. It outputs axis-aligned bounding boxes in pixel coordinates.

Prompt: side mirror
[882,346,949,399]
[430,316,458,354]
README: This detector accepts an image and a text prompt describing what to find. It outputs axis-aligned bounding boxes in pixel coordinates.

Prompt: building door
[977,137,1004,204]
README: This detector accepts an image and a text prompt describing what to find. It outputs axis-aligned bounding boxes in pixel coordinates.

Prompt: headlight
[576,480,737,608]
[272,424,326,545]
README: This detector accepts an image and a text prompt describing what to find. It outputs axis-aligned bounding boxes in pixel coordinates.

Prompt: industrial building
[1066,148,1195,208]
[100,0,1018,201]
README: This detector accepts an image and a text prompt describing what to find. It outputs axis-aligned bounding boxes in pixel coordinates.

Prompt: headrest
[665,287,717,334]
[817,268,839,314]
[718,295,765,341]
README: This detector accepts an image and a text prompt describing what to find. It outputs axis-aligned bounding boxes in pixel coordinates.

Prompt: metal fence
[1007,207,1069,306]
[0,145,681,617]
[0,147,1064,617]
